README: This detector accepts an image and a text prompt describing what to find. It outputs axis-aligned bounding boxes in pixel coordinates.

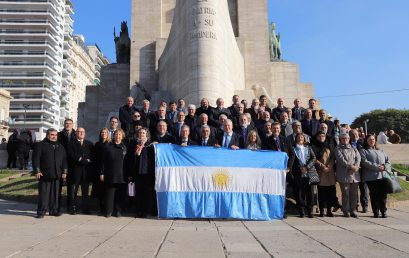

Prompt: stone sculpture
[269,22,281,61]
[114,21,131,64]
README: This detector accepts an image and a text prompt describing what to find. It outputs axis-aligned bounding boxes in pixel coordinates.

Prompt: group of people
[33,95,392,220]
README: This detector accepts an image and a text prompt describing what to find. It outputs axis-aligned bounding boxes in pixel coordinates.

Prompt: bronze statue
[114,21,131,64]
[269,22,281,61]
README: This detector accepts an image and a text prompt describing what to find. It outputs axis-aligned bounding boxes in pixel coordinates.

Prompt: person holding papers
[216,119,240,150]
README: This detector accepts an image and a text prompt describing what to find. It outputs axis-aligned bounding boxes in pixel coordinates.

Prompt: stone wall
[78,64,130,142]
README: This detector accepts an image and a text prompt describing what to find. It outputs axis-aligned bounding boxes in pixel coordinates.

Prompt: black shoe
[326,211,334,217]
[362,207,368,213]
[308,213,314,218]
[319,212,324,217]
[36,214,44,219]
[82,210,91,215]
[105,213,112,218]
[50,211,62,217]
[114,212,122,218]
[381,212,387,218]
[374,212,379,218]
[69,209,77,215]
[299,208,305,218]
[343,212,350,218]
[283,212,288,219]
[350,212,358,218]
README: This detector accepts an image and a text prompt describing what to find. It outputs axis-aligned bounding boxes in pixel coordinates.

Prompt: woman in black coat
[91,128,111,214]
[127,127,152,217]
[100,129,127,217]
[292,133,317,218]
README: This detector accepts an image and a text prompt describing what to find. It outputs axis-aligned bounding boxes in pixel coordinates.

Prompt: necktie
[224,135,229,148]
[275,138,281,151]
[202,140,206,146]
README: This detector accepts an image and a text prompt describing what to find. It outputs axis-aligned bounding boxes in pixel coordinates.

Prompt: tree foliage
[351,109,409,143]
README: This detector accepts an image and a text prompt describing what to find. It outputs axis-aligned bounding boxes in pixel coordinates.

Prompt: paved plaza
[1,199,409,258]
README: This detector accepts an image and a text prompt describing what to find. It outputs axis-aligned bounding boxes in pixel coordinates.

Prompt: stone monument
[79,0,315,140]
[130,0,314,108]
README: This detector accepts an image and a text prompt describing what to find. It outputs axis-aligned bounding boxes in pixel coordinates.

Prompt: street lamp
[364,119,369,136]
[23,104,30,128]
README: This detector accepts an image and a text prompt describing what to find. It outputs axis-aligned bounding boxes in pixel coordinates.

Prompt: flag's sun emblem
[212,170,231,190]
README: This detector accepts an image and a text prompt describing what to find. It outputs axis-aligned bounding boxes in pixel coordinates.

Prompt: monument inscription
[190,2,217,41]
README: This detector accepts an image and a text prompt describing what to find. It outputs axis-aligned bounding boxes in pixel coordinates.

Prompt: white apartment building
[0,0,74,140]
[67,34,94,128]
[87,44,109,86]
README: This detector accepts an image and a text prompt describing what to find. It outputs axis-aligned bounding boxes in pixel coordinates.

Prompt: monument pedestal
[78,64,130,142]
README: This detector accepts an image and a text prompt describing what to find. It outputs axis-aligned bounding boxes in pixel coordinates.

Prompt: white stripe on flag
[155,166,286,196]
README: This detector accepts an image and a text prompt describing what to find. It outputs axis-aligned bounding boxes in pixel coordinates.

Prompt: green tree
[351,109,409,143]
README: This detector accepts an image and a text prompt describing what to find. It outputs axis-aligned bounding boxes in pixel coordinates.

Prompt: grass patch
[0,174,38,199]
[389,179,409,201]
[393,164,409,176]
[0,170,24,180]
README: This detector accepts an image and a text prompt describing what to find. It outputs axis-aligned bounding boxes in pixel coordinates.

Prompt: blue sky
[72,0,409,124]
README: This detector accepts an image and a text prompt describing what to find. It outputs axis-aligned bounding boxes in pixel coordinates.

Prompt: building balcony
[0,19,60,34]
[0,72,57,83]
[1,83,58,94]
[10,117,55,126]
[0,40,61,55]
[0,61,58,74]
[0,29,61,45]
[11,94,57,104]
[0,51,59,65]
[0,0,61,16]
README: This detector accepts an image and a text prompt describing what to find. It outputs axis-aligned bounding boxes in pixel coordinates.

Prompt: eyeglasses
[134,115,140,118]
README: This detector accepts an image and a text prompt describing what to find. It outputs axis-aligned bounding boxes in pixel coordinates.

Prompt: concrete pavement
[1,199,409,258]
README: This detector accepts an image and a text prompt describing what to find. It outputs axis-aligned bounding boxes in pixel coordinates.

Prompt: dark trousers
[293,177,313,212]
[67,182,90,211]
[37,179,60,215]
[358,182,368,208]
[57,178,65,212]
[7,150,17,168]
[18,150,29,170]
[366,180,387,214]
[135,175,157,216]
[105,183,125,215]
[318,185,337,211]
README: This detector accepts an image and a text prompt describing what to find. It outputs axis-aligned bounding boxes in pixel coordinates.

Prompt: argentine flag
[155,144,288,220]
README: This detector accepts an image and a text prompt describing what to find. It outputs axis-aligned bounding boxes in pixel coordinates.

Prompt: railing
[0,61,55,69]
[10,107,58,114]
[12,117,54,124]
[0,41,60,53]
[11,95,56,103]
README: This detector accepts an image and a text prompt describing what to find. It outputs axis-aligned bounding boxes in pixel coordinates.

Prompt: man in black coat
[196,98,217,126]
[139,99,155,129]
[234,114,256,148]
[170,111,187,140]
[271,98,287,122]
[216,119,240,150]
[301,109,320,138]
[33,128,68,218]
[119,96,138,134]
[57,118,76,212]
[263,122,295,169]
[149,106,172,135]
[151,121,176,144]
[212,98,232,121]
[66,127,94,214]
[185,104,199,133]
[7,130,18,169]
[292,98,305,121]
[194,113,217,141]
[318,109,336,137]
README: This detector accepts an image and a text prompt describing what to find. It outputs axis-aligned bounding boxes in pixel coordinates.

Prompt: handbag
[382,171,402,194]
[128,182,135,197]
[307,167,320,185]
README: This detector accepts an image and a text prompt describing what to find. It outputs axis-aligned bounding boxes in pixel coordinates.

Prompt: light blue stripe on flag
[157,192,285,220]
[155,144,288,169]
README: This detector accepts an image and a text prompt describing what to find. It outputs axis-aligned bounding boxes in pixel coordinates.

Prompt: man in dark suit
[33,128,68,218]
[308,98,320,120]
[234,114,256,148]
[228,95,241,118]
[194,113,217,141]
[287,121,310,147]
[107,116,119,139]
[57,118,76,212]
[198,125,217,146]
[119,96,138,133]
[216,119,240,150]
[301,109,320,137]
[292,98,305,121]
[196,98,216,126]
[166,101,178,123]
[263,122,295,170]
[212,97,232,121]
[171,111,187,140]
[177,125,197,146]
[66,127,94,214]
[272,98,287,122]
[151,121,176,143]
[318,109,336,137]
[245,98,261,122]
[259,95,272,116]
[149,106,171,135]
[139,99,155,129]
[185,104,198,133]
